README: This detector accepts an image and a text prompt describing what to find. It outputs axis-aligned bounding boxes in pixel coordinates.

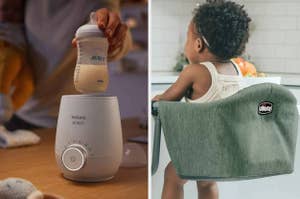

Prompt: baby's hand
[152,95,162,101]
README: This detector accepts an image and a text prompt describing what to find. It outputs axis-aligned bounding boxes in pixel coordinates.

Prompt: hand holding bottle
[72,8,128,57]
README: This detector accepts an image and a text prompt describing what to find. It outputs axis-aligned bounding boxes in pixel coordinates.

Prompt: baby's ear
[194,38,203,53]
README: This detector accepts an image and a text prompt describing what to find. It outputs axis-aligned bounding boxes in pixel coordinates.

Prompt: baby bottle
[74,12,109,93]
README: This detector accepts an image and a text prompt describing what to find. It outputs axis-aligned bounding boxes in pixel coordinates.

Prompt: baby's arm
[153,66,194,101]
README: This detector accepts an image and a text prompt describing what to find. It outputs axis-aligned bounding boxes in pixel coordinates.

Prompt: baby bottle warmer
[55,95,123,182]
[55,12,122,182]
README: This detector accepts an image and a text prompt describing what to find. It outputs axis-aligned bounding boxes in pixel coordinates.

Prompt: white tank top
[185,61,242,103]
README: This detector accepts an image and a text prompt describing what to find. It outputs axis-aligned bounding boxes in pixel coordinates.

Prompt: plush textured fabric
[0,126,40,148]
[152,83,299,181]
[0,178,37,199]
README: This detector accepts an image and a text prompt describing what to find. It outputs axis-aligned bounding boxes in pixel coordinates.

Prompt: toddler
[153,0,251,198]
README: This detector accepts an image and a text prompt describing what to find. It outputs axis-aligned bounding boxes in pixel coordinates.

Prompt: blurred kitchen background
[151,0,300,82]
[107,0,147,127]
[151,0,300,198]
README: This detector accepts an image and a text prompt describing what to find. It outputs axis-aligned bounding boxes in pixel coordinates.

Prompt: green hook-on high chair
[152,83,299,180]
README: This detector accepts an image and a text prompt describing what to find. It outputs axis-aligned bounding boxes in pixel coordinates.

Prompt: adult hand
[73,8,128,55]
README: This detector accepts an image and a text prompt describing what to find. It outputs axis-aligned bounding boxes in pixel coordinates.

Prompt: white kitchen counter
[151,72,300,86]
[151,72,300,111]
[151,72,179,84]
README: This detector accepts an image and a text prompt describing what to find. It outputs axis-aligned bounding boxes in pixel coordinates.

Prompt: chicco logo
[258,101,273,115]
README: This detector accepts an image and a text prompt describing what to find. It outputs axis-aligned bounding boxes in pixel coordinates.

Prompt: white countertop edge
[151,73,179,84]
[151,72,300,114]
[151,72,300,86]
[151,74,282,85]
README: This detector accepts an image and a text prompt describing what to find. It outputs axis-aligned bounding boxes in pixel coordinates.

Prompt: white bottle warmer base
[55,95,123,182]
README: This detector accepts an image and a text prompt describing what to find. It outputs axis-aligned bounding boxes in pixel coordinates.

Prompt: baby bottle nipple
[73,12,109,93]
[89,12,97,24]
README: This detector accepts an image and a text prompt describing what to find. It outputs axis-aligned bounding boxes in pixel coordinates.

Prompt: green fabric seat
[152,83,299,181]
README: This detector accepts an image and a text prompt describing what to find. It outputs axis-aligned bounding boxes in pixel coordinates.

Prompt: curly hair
[193,0,251,60]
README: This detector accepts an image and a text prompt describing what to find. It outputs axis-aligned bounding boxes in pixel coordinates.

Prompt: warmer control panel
[61,144,87,171]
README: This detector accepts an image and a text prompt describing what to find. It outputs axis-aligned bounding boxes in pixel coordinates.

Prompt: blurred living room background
[107,0,148,128]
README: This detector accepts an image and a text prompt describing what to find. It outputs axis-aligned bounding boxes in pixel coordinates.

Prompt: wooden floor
[0,118,148,199]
